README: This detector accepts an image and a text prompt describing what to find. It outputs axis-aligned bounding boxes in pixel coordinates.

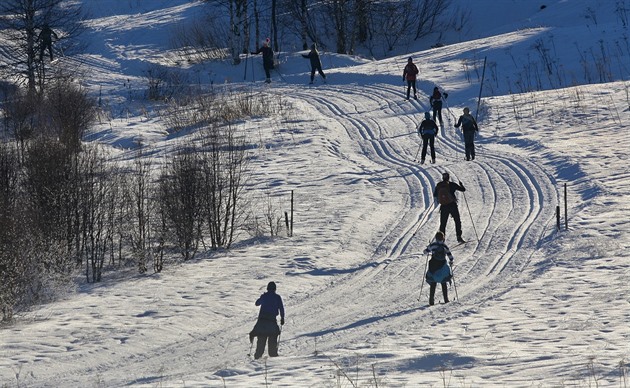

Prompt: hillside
[1,0,629,387]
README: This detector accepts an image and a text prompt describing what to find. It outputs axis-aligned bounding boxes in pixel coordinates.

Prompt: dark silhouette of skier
[302,43,326,84]
[418,112,439,164]
[38,23,59,62]
[434,172,466,243]
[430,87,444,125]
[251,38,274,83]
[402,57,419,100]
[249,282,285,359]
[454,107,479,161]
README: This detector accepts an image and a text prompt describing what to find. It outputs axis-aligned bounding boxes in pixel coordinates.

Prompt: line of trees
[196,0,459,62]
[0,79,254,322]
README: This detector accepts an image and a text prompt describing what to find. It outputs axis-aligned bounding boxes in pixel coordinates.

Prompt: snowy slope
[1,0,629,387]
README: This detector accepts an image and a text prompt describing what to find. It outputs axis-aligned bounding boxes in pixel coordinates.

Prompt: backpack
[432,244,446,261]
[436,181,455,205]
[419,120,436,136]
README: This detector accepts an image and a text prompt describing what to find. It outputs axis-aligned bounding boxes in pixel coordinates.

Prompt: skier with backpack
[454,107,479,161]
[402,57,419,100]
[417,112,439,164]
[429,86,445,125]
[423,231,454,305]
[434,172,466,243]
[249,281,285,359]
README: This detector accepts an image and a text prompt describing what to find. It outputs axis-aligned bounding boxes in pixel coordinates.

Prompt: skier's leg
[429,136,436,161]
[268,335,279,357]
[318,66,326,79]
[441,282,449,303]
[421,137,429,161]
[452,206,463,240]
[254,335,267,359]
[406,82,411,99]
[439,207,449,234]
[310,68,316,83]
[429,283,437,305]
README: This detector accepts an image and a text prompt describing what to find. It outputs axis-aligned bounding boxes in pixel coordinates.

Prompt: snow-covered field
[1,0,629,387]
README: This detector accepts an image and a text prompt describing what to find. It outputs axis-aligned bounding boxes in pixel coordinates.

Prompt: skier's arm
[455,182,466,192]
[445,247,454,263]
[278,296,285,324]
[255,293,265,306]
[454,116,462,128]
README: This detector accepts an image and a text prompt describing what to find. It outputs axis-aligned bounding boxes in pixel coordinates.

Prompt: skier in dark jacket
[251,38,274,83]
[423,231,454,305]
[418,111,439,164]
[433,172,466,243]
[454,107,479,161]
[249,282,285,359]
[302,43,326,84]
[38,23,59,61]
[429,87,444,125]
[402,57,419,100]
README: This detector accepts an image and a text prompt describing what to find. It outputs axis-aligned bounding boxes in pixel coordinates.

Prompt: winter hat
[435,231,445,241]
[424,112,431,120]
[267,281,277,291]
[442,172,450,181]
[463,107,470,114]
[408,57,413,62]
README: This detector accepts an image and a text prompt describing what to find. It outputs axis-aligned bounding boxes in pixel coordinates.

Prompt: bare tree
[0,0,85,93]
[200,123,249,249]
[159,148,205,261]
[42,79,97,152]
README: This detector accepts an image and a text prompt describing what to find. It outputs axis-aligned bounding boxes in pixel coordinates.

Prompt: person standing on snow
[433,172,466,243]
[423,231,454,305]
[249,281,285,359]
[429,86,445,125]
[454,107,479,161]
[402,57,419,100]
[418,111,439,164]
[302,43,326,84]
[38,23,59,62]
[251,38,275,83]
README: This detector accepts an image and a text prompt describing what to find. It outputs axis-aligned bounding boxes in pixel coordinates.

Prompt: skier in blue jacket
[249,281,285,359]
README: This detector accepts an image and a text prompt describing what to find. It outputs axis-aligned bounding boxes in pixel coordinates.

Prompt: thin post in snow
[564,182,569,230]
[475,56,487,122]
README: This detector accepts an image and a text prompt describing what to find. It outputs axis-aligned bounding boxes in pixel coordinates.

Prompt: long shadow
[295,306,421,338]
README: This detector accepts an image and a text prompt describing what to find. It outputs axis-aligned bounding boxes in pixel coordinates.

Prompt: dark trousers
[421,135,435,161]
[429,282,449,305]
[406,81,417,99]
[254,334,279,359]
[40,42,53,61]
[263,65,272,80]
[439,203,462,239]
[432,101,443,124]
[463,130,476,160]
[310,65,326,81]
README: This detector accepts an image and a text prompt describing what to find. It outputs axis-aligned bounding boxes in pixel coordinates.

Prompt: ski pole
[418,253,430,301]
[413,142,422,161]
[462,190,480,242]
[451,267,459,301]
[248,335,255,357]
